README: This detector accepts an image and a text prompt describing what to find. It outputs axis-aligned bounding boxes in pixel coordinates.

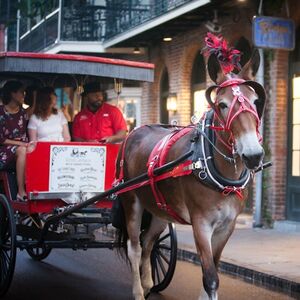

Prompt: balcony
[105,0,207,40]
[16,2,106,52]
[9,0,211,53]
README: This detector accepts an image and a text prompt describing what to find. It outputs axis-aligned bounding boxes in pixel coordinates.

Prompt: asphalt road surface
[4,248,294,300]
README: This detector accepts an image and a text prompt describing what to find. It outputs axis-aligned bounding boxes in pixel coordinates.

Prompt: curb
[177,248,300,299]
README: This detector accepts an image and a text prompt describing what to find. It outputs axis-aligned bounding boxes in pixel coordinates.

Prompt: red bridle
[207,78,263,150]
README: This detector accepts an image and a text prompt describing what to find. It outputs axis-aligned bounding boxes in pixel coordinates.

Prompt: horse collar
[191,110,251,199]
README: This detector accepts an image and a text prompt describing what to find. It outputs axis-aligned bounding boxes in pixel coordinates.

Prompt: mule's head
[206,49,266,170]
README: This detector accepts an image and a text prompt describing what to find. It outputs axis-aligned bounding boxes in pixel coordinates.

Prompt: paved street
[4,248,294,300]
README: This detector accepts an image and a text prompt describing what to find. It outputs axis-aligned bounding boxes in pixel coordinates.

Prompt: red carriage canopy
[0,52,154,82]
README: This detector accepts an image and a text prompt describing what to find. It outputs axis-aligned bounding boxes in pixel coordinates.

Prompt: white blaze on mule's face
[235,131,262,159]
[219,84,264,169]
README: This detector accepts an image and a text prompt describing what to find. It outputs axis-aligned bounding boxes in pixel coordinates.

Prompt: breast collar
[191,109,251,199]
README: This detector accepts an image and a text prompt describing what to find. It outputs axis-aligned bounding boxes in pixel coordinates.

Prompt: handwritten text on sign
[49,145,106,192]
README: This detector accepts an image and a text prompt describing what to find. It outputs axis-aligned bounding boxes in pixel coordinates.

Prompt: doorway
[287,64,300,221]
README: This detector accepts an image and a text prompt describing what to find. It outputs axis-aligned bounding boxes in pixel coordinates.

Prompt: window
[292,76,300,176]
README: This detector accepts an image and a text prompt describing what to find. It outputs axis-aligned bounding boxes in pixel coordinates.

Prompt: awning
[0,52,154,82]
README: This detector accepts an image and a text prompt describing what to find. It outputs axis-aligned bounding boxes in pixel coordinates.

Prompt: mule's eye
[218,102,227,110]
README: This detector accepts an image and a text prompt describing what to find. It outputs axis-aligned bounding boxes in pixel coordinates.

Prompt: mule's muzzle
[242,149,265,170]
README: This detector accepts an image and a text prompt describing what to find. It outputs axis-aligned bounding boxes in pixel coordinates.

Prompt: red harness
[115,79,264,224]
[210,79,262,150]
[116,127,193,224]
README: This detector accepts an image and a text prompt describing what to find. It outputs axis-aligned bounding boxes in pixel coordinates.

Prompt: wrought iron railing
[61,5,106,41]
[105,0,192,39]
[20,12,59,52]
[9,0,193,52]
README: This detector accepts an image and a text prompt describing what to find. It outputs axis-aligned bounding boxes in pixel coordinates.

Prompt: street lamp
[166,93,177,112]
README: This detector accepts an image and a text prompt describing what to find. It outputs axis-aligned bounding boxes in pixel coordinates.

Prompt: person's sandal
[16,194,27,202]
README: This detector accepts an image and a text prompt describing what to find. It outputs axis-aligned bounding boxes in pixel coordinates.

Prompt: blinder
[242,80,266,119]
[205,85,219,110]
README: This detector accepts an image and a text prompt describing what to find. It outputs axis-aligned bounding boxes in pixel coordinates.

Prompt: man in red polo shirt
[72,82,127,143]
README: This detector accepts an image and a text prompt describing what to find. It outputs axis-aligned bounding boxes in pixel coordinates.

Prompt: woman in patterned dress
[0,80,28,200]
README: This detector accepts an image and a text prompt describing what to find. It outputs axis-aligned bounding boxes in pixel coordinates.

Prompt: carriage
[1,34,272,300]
[0,52,178,297]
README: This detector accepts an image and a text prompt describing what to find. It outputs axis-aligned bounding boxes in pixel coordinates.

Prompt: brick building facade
[136,4,298,225]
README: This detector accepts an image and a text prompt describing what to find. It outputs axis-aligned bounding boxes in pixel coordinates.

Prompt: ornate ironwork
[20,12,59,52]
[61,4,106,41]
[105,0,192,39]
[8,0,194,52]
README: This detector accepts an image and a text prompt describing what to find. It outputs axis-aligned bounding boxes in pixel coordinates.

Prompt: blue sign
[253,16,295,50]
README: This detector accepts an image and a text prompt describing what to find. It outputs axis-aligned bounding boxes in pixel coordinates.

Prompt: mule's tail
[111,196,129,259]
[112,196,153,260]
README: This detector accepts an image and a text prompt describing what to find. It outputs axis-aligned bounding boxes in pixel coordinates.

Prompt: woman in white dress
[28,87,71,142]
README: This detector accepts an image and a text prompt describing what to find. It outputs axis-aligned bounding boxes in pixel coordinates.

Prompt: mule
[115,47,265,300]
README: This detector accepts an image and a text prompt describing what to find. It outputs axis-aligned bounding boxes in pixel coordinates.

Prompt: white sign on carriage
[49,145,106,192]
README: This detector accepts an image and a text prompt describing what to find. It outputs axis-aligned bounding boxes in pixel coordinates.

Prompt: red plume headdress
[202,32,241,74]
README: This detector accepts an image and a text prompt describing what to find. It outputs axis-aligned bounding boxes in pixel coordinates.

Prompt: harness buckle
[157,203,167,210]
[119,159,124,167]
[110,179,124,200]
[192,160,202,170]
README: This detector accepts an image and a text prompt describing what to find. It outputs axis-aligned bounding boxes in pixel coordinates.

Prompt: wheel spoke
[0,195,16,297]
[156,233,170,244]
[156,253,167,277]
[3,230,11,245]
[0,253,9,277]
[154,258,161,283]
[155,244,171,251]
[1,245,11,251]
[2,248,11,261]
[156,249,170,264]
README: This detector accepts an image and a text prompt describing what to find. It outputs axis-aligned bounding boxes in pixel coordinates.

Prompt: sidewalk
[176,215,300,298]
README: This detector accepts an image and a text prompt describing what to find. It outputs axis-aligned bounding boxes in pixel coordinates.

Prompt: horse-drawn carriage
[0,52,178,297]
[1,33,272,300]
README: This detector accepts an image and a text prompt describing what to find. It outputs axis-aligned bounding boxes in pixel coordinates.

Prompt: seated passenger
[28,87,71,142]
[0,80,28,201]
[72,82,127,143]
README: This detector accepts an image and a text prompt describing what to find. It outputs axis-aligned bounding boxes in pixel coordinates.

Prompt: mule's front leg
[192,220,219,300]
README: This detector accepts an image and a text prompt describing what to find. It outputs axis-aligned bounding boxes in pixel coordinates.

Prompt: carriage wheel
[22,214,52,261]
[0,194,16,297]
[150,223,177,293]
[26,244,52,261]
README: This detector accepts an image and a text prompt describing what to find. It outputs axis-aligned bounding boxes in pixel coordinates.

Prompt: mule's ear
[207,54,226,84]
[234,36,252,68]
[239,49,260,80]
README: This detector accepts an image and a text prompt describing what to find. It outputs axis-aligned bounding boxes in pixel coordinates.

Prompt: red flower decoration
[202,32,241,74]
